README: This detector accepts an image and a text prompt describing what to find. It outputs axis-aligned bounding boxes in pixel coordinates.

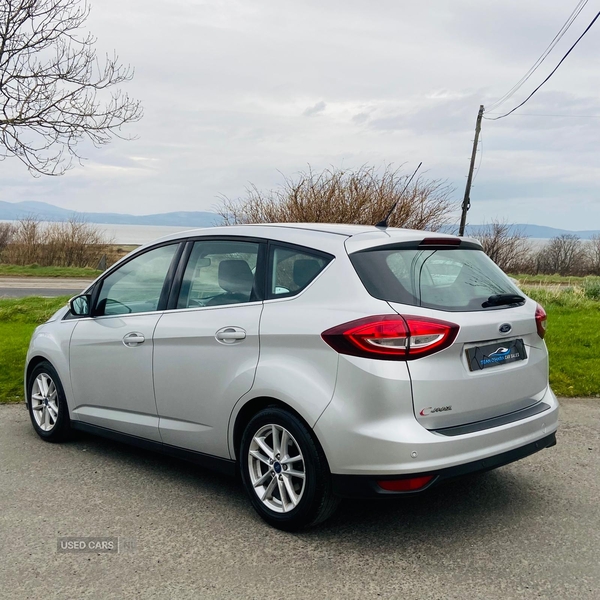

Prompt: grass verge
[0,291,598,403]
[0,264,102,278]
[525,286,600,397]
[0,296,69,403]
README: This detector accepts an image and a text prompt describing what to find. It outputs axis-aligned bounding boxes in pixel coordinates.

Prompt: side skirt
[71,421,237,477]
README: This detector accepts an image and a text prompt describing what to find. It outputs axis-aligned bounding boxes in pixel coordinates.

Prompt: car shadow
[301,469,543,553]
[67,427,543,548]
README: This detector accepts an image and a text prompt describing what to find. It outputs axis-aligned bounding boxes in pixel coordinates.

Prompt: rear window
[350,247,522,312]
[269,246,331,299]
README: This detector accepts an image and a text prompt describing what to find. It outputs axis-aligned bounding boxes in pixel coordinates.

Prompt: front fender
[25,320,78,414]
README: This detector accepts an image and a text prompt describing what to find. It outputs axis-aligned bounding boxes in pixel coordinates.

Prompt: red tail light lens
[535,303,547,339]
[321,315,459,361]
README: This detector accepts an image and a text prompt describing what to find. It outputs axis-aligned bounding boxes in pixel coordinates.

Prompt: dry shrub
[218,165,456,231]
[471,220,533,273]
[0,222,15,253]
[2,217,111,268]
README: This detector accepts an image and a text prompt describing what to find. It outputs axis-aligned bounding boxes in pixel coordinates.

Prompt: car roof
[145,223,477,255]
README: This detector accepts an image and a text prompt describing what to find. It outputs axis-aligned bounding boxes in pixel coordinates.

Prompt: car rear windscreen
[350,246,523,312]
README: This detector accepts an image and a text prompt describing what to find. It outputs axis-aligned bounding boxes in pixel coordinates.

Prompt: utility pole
[459,104,484,236]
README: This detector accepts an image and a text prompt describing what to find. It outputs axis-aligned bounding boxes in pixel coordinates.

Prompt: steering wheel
[104,298,133,314]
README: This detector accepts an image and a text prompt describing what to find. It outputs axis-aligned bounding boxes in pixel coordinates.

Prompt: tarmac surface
[0,277,93,298]
[0,399,598,599]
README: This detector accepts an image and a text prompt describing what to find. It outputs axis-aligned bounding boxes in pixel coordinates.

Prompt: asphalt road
[0,277,93,298]
[0,399,598,600]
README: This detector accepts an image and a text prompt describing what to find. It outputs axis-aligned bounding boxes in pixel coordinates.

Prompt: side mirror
[69,294,92,317]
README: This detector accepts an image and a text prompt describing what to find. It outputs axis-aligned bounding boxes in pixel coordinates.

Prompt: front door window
[96,244,179,316]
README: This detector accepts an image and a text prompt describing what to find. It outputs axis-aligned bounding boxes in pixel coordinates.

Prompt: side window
[177,240,260,308]
[269,246,330,298]
[96,244,179,316]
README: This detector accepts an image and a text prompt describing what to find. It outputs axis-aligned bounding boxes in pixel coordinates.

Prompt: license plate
[466,339,527,371]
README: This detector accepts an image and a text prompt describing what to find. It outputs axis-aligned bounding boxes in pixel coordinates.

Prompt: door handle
[123,332,146,347]
[215,327,246,344]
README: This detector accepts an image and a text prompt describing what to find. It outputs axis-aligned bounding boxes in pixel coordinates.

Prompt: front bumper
[332,431,557,498]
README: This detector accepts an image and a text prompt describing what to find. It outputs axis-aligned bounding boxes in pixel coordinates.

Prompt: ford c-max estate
[25,224,558,530]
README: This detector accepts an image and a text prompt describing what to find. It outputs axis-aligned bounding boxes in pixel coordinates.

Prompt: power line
[487,0,589,112]
[484,9,600,121]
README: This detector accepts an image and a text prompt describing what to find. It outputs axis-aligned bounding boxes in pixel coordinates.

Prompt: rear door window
[351,247,521,311]
[177,240,261,308]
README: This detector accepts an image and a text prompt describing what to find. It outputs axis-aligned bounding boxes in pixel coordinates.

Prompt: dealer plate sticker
[466,338,527,371]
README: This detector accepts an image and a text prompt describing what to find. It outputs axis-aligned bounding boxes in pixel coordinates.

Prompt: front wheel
[27,361,71,443]
[240,407,339,530]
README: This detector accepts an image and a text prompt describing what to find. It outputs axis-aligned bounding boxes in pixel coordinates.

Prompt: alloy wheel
[31,373,59,432]
[248,424,306,513]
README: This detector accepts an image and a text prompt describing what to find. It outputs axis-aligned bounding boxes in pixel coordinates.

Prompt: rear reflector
[377,475,435,492]
[322,315,459,361]
[535,303,547,339]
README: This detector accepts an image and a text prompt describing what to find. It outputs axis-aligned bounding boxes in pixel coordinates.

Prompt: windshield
[350,247,522,312]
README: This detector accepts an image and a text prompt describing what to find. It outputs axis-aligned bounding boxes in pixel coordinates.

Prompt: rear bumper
[315,380,559,476]
[332,431,556,498]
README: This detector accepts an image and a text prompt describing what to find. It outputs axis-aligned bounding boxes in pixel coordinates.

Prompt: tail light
[321,315,459,361]
[535,304,547,339]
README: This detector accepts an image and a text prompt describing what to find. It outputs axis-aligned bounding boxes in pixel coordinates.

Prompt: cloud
[303,101,327,117]
[0,0,599,229]
[352,112,370,124]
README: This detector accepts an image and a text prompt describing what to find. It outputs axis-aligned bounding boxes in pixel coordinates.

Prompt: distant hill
[1,201,598,238]
[445,223,600,240]
[0,200,223,228]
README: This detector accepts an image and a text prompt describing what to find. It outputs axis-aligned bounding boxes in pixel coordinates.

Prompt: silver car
[25,224,558,530]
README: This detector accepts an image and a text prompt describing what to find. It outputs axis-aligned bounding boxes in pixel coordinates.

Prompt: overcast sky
[2,0,600,229]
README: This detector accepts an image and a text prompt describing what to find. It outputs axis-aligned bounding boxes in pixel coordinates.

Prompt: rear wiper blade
[482,293,525,308]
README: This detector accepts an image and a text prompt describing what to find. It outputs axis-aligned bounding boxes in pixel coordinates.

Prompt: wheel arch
[231,396,329,467]
[24,355,53,408]
[26,355,51,383]
[25,353,73,415]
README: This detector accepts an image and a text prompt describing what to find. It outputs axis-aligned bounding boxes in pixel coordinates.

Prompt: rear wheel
[27,361,71,443]
[240,407,339,530]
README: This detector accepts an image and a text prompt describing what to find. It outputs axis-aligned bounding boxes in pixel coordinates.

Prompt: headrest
[218,260,254,294]
[293,259,321,289]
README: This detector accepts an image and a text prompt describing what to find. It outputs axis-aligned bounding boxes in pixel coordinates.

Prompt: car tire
[27,361,71,443]
[240,407,340,531]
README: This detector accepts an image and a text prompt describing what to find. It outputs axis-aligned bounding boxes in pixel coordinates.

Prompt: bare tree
[587,235,600,275]
[218,165,455,231]
[0,0,142,176]
[471,220,532,273]
[537,234,587,276]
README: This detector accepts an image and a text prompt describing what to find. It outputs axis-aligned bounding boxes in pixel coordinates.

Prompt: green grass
[0,264,102,278]
[523,286,600,397]
[0,297,69,403]
[0,291,599,403]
